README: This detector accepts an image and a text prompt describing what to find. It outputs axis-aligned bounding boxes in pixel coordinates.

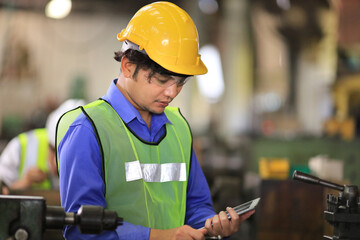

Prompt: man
[57,2,254,239]
[0,99,84,193]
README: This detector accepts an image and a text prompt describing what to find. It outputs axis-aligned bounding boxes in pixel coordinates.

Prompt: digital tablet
[199,197,260,230]
[225,197,260,220]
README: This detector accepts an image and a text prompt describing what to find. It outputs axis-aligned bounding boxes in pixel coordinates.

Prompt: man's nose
[164,83,180,98]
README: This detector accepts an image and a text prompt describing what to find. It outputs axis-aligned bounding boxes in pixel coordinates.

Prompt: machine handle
[292,170,344,191]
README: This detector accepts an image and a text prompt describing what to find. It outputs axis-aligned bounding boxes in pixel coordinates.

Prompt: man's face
[125,68,185,115]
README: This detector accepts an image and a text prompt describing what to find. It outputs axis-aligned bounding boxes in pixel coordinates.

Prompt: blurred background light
[255,92,283,113]
[45,0,72,19]
[276,0,291,10]
[198,0,219,15]
[196,44,225,103]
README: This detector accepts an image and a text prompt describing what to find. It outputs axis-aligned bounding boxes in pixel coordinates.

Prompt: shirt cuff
[115,222,151,240]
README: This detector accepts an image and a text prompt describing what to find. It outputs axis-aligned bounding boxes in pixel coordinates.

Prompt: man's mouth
[157,101,169,107]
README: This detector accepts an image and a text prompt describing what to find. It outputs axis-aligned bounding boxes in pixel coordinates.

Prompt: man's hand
[0,180,9,195]
[150,225,208,240]
[204,207,255,238]
[1,186,9,194]
[25,167,47,184]
[10,167,47,190]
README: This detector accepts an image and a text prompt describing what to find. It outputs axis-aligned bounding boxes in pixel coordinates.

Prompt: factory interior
[1,0,360,239]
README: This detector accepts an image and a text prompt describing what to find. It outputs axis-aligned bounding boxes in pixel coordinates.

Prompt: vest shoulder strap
[55,100,104,172]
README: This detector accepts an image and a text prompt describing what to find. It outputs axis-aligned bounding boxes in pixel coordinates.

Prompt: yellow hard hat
[117,1,207,75]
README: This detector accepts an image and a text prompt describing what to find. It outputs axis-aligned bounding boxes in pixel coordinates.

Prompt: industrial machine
[293,170,360,240]
[324,74,360,141]
[0,195,123,240]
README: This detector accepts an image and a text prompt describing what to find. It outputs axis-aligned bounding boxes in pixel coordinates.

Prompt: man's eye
[158,79,168,83]
[156,78,171,85]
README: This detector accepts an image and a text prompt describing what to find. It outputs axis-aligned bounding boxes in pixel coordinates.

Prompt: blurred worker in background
[0,99,85,194]
[57,2,254,240]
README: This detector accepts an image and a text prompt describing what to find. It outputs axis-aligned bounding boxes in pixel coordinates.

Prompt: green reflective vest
[57,100,192,229]
[18,128,51,189]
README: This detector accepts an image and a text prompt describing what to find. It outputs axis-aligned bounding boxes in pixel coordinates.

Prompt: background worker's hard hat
[117,1,207,76]
[45,99,85,147]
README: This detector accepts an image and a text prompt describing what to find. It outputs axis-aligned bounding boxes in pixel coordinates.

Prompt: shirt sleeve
[185,150,216,229]
[0,137,21,186]
[58,117,150,240]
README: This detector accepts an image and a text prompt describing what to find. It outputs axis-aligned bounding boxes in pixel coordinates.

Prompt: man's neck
[116,78,152,129]
[141,113,151,129]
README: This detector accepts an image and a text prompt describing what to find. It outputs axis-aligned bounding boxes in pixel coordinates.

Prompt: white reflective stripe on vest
[24,131,39,173]
[125,160,187,182]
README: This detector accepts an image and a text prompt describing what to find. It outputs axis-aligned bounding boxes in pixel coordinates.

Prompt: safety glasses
[150,74,191,88]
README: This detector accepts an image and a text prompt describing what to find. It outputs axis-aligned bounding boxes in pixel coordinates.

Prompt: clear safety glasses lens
[151,75,190,88]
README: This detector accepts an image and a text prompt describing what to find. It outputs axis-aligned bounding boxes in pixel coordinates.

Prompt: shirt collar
[102,79,172,126]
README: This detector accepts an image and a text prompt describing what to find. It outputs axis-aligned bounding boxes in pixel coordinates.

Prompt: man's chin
[150,107,166,115]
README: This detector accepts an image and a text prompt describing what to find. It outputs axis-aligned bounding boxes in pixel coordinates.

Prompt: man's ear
[120,57,134,78]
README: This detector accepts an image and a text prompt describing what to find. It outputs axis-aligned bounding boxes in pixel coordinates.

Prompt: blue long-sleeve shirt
[58,79,216,239]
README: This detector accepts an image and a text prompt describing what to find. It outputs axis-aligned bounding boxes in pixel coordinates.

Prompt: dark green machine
[0,195,122,240]
[293,171,360,240]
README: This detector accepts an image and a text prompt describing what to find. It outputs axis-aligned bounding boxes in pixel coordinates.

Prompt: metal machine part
[0,195,123,240]
[293,170,360,240]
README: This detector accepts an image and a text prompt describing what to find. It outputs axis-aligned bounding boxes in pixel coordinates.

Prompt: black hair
[114,49,191,80]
